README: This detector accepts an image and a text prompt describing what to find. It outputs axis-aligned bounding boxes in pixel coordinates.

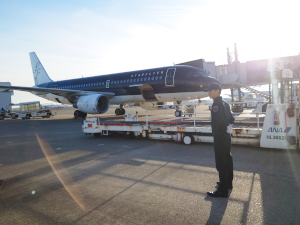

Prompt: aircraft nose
[201,76,222,90]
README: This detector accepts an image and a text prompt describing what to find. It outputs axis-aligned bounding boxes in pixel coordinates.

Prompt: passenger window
[151,77,154,80]
[130,79,132,82]
[120,80,123,84]
[148,77,150,81]
[137,78,139,82]
[138,74,140,77]
[131,75,133,77]
[133,78,136,82]
[142,73,144,76]
[127,79,129,83]
[145,73,148,76]
[161,71,163,74]
[117,80,119,84]
[155,76,158,80]
[159,76,162,80]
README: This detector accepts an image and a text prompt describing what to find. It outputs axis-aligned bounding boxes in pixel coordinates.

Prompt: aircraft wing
[0,85,115,99]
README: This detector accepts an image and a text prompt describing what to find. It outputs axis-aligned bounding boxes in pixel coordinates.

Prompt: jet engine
[76,94,109,114]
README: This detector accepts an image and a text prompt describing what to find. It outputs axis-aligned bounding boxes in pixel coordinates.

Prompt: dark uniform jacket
[211,96,235,137]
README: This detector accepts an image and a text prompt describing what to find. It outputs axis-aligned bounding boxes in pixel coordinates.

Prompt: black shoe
[217,182,233,189]
[0,180,3,188]
[207,190,228,198]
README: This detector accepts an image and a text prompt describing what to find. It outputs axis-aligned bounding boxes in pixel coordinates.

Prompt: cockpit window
[187,70,209,77]
[187,72,201,78]
[199,70,209,77]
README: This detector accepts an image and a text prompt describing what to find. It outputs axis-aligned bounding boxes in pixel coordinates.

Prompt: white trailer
[82,102,300,150]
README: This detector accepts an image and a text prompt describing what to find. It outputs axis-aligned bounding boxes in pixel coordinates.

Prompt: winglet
[29,52,53,85]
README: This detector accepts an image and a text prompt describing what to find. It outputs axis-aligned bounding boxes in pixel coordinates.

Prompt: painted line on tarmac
[0,132,77,138]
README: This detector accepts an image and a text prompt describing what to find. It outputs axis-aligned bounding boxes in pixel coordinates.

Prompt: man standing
[205,83,235,198]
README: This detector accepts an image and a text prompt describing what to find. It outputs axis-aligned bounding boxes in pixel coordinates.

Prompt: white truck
[11,101,56,119]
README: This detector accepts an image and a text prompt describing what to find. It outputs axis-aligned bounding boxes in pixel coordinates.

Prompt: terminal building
[0,82,13,111]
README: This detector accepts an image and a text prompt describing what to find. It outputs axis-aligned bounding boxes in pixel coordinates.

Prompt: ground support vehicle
[182,105,194,117]
[11,101,56,119]
[0,111,18,120]
[83,102,300,150]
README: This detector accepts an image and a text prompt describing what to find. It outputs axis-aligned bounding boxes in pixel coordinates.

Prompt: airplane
[0,52,221,118]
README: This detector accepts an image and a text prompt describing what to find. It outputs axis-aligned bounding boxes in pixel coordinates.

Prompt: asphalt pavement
[0,107,299,224]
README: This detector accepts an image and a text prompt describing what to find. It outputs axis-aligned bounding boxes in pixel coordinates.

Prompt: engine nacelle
[140,102,160,110]
[77,94,109,114]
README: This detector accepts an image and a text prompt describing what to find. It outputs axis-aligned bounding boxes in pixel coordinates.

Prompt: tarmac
[0,106,300,225]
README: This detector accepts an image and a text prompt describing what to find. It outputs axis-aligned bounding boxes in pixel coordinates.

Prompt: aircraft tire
[115,108,121,115]
[175,110,181,117]
[121,108,125,115]
[74,110,80,119]
[81,112,87,118]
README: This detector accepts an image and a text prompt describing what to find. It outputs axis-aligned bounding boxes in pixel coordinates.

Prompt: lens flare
[36,134,86,211]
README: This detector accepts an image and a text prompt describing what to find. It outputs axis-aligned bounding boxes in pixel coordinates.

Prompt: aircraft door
[165,68,176,87]
[106,80,110,88]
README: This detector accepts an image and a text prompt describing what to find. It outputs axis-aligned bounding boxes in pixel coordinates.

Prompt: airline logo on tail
[33,62,43,82]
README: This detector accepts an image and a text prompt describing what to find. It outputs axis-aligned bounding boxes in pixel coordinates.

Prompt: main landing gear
[175,110,182,117]
[174,101,182,117]
[115,104,125,115]
[74,110,87,119]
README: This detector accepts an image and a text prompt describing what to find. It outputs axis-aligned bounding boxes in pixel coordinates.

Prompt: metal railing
[145,102,266,133]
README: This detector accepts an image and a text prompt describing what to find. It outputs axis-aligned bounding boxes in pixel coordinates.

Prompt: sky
[0,0,299,104]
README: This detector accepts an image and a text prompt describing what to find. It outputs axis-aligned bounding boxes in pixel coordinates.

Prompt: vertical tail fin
[29,52,53,85]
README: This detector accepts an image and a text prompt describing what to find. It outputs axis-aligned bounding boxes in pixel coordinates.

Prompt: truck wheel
[94,133,101,137]
[46,113,51,118]
[26,114,31,119]
[183,135,194,145]
[125,131,133,139]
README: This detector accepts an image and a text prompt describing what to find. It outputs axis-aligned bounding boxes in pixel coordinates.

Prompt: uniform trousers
[213,132,233,193]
